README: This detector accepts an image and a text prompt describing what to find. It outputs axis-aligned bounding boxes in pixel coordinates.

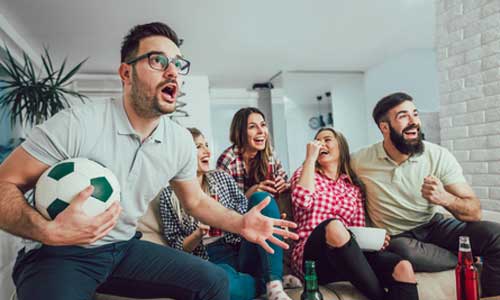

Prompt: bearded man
[351,92,500,297]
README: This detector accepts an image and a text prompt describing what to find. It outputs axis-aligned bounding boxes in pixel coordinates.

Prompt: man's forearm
[444,194,482,222]
[186,192,243,235]
[0,182,49,241]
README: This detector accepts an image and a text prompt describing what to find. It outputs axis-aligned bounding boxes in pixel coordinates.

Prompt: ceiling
[0,0,435,89]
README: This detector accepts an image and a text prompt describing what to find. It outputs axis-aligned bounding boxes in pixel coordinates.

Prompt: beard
[389,122,424,155]
[130,68,175,118]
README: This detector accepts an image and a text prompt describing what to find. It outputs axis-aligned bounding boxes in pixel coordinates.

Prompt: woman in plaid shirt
[216,107,289,198]
[161,128,298,300]
[291,128,419,300]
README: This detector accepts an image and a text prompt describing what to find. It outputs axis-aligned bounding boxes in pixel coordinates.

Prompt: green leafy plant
[0,46,88,127]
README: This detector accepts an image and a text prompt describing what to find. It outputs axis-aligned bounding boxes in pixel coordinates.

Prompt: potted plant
[0,46,88,146]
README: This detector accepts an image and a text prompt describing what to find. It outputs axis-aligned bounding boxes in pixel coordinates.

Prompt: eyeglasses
[126,51,191,75]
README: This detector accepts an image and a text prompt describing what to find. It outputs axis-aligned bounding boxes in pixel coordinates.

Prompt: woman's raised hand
[305,140,323,162]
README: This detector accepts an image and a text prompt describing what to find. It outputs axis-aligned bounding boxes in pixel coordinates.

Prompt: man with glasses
[0,22,297,300]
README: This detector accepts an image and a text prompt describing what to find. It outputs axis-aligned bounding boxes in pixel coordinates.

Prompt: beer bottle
[301,260,323,300]
[455,236,479,300]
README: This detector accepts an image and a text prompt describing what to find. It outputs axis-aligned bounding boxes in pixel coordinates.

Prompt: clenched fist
[421,175,453,206]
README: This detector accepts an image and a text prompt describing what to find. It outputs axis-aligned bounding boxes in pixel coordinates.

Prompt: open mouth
[161,84,177,102]
[403,128,419,139]
[254,137,266,144]
[200,156,210,163]
[319,149,329,157]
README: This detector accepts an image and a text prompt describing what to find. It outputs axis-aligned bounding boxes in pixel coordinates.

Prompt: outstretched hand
[240,196,298,253]
[45,186,121,246]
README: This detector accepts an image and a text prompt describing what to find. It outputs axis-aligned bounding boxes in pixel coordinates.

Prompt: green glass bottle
[301,260,324,300]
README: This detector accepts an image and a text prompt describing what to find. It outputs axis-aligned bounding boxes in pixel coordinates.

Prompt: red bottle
[455,236,479,300]
[208,193,222,237]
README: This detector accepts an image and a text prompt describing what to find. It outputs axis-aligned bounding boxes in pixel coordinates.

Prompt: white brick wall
[437,0,500,212]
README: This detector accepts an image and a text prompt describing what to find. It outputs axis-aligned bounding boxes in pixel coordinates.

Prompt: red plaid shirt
[290,167,365,277]
[216,145,288,193]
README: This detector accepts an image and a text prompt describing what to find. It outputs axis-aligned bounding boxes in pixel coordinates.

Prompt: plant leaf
[57,57,88,86]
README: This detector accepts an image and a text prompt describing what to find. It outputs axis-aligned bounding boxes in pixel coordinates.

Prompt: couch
[94,194,500,300]
[7,195,497,300]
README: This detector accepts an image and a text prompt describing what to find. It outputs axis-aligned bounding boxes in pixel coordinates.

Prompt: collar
[114,98,165,143]
[376,141,421,163]
[114,98,136,136]
[316,169,350,183]
[233,145,242,155]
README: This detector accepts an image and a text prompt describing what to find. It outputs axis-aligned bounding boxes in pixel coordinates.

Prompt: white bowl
[348,226,386,251]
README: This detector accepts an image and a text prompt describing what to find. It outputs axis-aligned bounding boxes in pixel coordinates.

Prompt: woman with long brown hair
[216,107,289,198]
[290,127,419,300]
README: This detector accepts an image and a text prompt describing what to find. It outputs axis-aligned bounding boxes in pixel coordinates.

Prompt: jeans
[207,191,283,299]
[13,232,229,300]
[207,242,256,300]
[388,213,500,297]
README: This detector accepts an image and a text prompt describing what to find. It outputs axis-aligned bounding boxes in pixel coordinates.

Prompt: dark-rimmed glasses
[126,51,191,75]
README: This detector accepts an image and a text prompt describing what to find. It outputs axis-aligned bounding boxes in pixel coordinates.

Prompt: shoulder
[351,143,379,168]
[208,170,236,185]
[420,141,460,168]
[217,145,238,163]
[222,145,238,157]
[160,186,174,201]
[72,99,114,118]
[422,141,452,157]
[292,166,303,177]
[47,99,111,125]
[290,166,305,183]
[352,143,378,160]
[163,118,191,139]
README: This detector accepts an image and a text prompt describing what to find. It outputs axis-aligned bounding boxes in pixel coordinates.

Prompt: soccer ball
[35,158,120,220]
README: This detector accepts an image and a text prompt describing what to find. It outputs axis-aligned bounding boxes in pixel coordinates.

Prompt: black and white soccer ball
[35,158,120,220]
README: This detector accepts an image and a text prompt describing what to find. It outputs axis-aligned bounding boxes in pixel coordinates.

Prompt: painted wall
[270,95,289,174]
[281,72,367,174]
[174,76,213,144]
[364,48,440,144]
[209,89,258,166]
[436,0,500,212]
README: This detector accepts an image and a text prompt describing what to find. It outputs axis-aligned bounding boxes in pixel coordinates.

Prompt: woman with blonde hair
[291,127,419,300]
[161,128,297,300]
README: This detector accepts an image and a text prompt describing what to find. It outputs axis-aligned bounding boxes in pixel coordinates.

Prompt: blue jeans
[207,191,283,299]
[13,232,229,300]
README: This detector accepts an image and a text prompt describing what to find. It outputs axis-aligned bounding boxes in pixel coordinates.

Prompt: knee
[248,191,279,218]
[387,238,414,260]
[325,220,350,248]
[198,263,229,295]
[392,260,416,283]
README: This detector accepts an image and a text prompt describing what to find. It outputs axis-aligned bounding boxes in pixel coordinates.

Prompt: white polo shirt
[22,98,196,247]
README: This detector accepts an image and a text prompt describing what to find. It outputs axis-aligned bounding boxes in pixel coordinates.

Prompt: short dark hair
[121,22,180,63]
[372,92,413,125]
